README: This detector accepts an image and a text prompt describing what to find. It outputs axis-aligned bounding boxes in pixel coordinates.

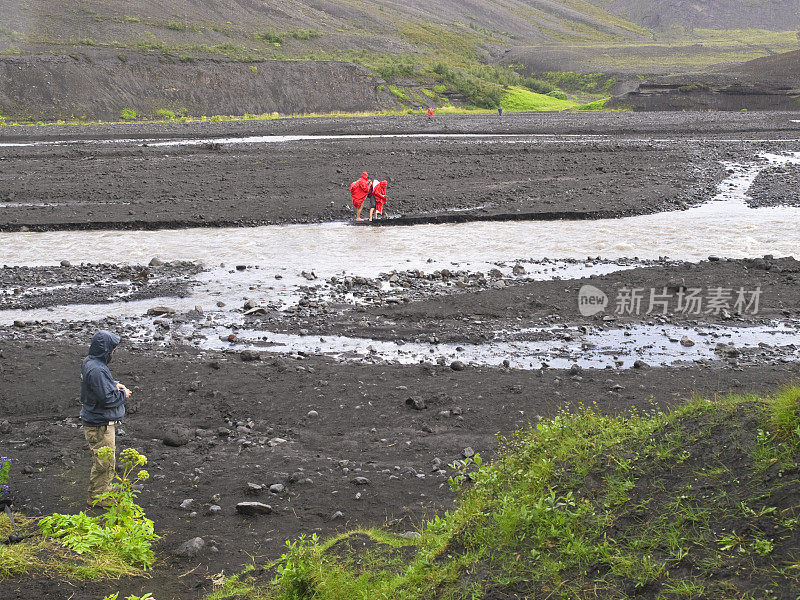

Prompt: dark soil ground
[1,113,800,599]
[0,111,799,232]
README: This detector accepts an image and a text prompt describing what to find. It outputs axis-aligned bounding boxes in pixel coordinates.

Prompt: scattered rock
[180,499,194,511]
[462,447,475,458]
[267,437,287,447]
[405,396,427,410]
[148,257,164,267]
[399,531,421,540]
[351,477,371,485]
[450,360,466,371]
[633,360,649,369]
[175,537,205,557]
[60,260,71,267]
[269,484,285,494]
[0,421,11,434]
[235,502,273,516]
[246,482,263,494]
[307,410,319,418]
[147,306,175,316]
[680,336,696,347]
[331,511,344,520]
[163,426,191,447]
[241,350,261,362]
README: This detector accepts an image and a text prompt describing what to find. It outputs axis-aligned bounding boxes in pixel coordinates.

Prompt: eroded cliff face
[607,76,800,111]
[0,52,396,120]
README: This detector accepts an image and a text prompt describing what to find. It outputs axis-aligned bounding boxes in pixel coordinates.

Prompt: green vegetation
[1,449,155,581]
[255,30,284,45]
[78,38,96,46]
[39,448,157,569]
[167,20,202,33]
[289,29,322,41]
[388,85,410,103]
[204,385,800,599]
[573,98,611,111]
[500,86,576,111]
[120,108,137,121]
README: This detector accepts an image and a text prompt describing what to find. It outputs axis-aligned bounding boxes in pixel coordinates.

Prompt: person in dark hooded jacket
[80,330,131,505]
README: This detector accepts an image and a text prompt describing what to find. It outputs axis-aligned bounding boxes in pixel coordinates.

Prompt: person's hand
[118,383,132,398]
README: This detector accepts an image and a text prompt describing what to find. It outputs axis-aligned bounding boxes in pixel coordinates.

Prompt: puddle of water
[195,321,800,370]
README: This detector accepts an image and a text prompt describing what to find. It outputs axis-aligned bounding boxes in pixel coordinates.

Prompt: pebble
[180,499,194,510]
[450,360,466,371]
[175,537,205,557]
[351,476,371,485]
[235,502,273,516]
[269,484,285,494]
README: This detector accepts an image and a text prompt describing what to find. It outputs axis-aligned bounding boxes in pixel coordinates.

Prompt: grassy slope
[500,87,577,111]
[208,385,800,600]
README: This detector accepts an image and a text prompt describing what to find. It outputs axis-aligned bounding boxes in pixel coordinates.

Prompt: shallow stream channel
[1,145,799,370]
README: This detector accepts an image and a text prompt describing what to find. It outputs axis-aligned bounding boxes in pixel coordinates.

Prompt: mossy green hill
[208,385,800,600]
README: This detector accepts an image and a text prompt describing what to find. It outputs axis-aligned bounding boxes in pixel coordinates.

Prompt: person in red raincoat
[349,172,371,221]
[369,180,388,221]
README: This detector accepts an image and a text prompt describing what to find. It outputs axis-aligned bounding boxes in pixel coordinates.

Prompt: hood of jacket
[87,330,120,365]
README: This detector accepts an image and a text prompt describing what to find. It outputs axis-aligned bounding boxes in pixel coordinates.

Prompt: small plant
[448,452,482,491]
[124,16,141,23]
[39,448,157,569]
[120,108,137,121]
[255,30,284,45]
[289,29,321,41]
[78,38,96,46]
[154,109,175,120]
[249,65,258,74]
[0,456,11,501]
[103,593,156,600]
[272,534,319,597]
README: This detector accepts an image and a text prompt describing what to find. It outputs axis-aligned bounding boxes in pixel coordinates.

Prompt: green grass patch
[289,29,321,41]
[572,97,611,111]
[0,514,142,581]
[388,85,410,103]
[500,86,576,111]
[207,385,800,599]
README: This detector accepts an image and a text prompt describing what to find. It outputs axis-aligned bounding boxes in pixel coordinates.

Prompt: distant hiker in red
[350,172,371,221]
[427,108,433,119]
[368,180,388,221]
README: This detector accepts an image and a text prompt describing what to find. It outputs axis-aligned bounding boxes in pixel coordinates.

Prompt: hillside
[1,1,799,120]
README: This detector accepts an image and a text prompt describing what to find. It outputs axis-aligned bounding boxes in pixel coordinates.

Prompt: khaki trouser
[84,424,116,501]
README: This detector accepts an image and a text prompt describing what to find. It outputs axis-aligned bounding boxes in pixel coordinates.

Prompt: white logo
[578,285,608,316]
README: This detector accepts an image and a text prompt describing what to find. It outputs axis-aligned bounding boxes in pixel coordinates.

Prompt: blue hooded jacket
[80,330,126,425]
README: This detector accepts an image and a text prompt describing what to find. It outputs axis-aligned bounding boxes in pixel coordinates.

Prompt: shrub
[154,109,176,120]
[120,108,137,121]
[255,30,284,45]
[289,29,321,41]
[249,65,258,74]
[546,90,568,100]
[39,448,157,569]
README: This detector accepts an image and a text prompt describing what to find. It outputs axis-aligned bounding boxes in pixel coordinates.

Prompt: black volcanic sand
[0,112,799,232]
[2,334,799,600]
[749,163,800,208]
